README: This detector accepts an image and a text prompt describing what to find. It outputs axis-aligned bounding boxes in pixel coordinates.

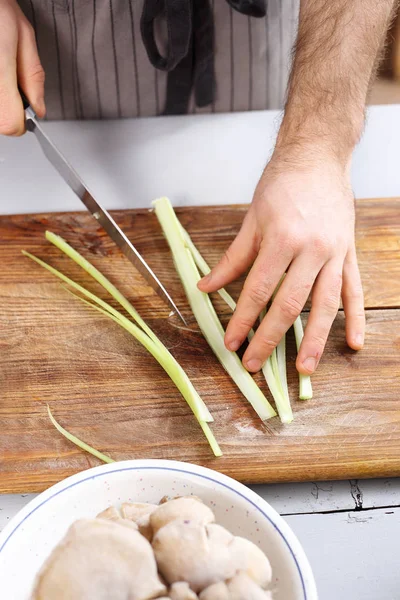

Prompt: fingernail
[201,273,211,285]
[302,357,316,372]
[228,339,241,352]
[246,358,262,372]
[354,333,364,347]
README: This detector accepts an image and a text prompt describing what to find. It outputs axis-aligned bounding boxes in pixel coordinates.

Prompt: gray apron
[18,0,299,120]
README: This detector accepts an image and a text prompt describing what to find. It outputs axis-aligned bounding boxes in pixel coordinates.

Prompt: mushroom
[199,582,229,600]
[120,502,158,540]
[170,581,198,599]
[121,502,158,522]
[31,518,166,600]
[230,537,272,588]
[226,573,272,599]
[150,497,215,535]
[152,520,235,593]
[96,506,138,531]
[199,574,272,600]
[97,505,121,521]
[136,513,154,541]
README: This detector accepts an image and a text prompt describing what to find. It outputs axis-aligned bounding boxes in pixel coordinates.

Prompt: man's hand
[0,0,45,136]
[199,0,396,374]
[198,152,364,374]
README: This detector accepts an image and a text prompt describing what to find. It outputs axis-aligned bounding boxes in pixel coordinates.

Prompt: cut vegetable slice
[153,197,276,422]
[181,227,312,411]
[293,316,313,400]
[180,227,293,423]
[23,248,221,456]
[47,405,114,464]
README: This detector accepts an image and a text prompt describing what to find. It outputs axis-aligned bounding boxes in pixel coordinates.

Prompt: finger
[342,247,365,350]
[242,255,321,371]
[0,2,24,136]
[198,212,258,293]
[17,10,45,117]
[296,260,343,375]
[224,240,294,352]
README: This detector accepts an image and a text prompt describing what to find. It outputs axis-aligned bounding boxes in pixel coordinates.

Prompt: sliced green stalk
[45,231,158,344]
[181,227,237,312]
[181,228,294,423]
[293,316,313,400]
[153,197,276,422]
[275,338,289,402]
[24,251,211,419]
[199,421,222,457]
[64,286,217,431]
[47,405,114,464]
[24,250,221,455]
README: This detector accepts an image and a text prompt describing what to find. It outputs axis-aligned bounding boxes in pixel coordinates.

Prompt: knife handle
[19,87,31,110]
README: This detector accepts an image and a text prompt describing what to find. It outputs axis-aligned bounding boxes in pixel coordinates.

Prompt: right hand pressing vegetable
[0,0,45,136]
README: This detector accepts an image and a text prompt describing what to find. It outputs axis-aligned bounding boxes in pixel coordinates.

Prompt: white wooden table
[1,106,400,599]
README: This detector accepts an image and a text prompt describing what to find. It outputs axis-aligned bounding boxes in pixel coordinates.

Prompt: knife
[20,91,186,324]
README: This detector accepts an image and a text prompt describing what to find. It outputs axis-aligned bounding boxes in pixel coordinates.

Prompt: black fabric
[140,0,192,71]
[226,0,266,18]
[140,0,265,114]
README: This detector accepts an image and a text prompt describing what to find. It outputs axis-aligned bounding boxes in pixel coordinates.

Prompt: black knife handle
[19,87,31,111]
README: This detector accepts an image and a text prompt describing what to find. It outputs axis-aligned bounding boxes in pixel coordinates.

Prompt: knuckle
[308,333,327,349]
[232,314,256,332]
[247,283,272,307]
[28,63,45,84]
[258,336,278,353]
[346,284,364,302]
[311,235,333,256]
[0,118,23,136]
[276,230,303,254]
[322,293,340,313]
[278,295,303,320]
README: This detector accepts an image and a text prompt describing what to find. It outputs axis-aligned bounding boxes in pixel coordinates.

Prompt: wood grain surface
[1,199,399,493]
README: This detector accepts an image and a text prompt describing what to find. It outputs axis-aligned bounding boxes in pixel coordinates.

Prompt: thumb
[198,214,258,293]
[17,11,45,118]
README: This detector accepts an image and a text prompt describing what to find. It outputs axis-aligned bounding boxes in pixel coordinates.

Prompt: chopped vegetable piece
[153,197,276,422]
[180,227,293,423]
[23,246,221,456]
[181,227,312,412]
[293,316,313,400]
[47,405,114,464]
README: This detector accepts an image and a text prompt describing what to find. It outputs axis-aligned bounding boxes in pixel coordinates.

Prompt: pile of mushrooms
[32,496,273,599]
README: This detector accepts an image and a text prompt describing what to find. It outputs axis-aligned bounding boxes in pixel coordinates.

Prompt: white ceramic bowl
[0,460,317,599]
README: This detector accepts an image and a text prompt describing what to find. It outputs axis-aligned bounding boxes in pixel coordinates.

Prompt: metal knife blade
[24,107,186,324]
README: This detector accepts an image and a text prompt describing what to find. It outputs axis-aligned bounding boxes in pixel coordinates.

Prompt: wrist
[275,105,363,168]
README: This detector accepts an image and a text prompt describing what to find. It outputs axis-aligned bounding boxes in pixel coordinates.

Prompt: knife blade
[21,98,186,324]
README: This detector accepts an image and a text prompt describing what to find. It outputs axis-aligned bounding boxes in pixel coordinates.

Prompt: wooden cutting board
[1,199,399,493]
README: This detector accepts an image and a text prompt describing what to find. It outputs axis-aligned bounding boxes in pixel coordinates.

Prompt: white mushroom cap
[227,573,273,599]
[153,520,235,592]
[199,582,229,600]
[230,537,272,588]
[170,581,198,599]
[121,502,158,522]
[32,519,166,600]
[96,505,121,521]
[136,513,153,541]
[150,497,215,535]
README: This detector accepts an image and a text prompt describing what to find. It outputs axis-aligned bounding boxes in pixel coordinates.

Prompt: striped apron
[18,0,299,120]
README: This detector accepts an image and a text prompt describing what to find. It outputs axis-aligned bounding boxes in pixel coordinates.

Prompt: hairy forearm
[277,0,397,164]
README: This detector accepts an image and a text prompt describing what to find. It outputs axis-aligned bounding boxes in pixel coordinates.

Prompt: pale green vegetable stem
[153,197,276,422]
[293,316,313,400]
[47,405,114,464]
[23,246,221,456]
